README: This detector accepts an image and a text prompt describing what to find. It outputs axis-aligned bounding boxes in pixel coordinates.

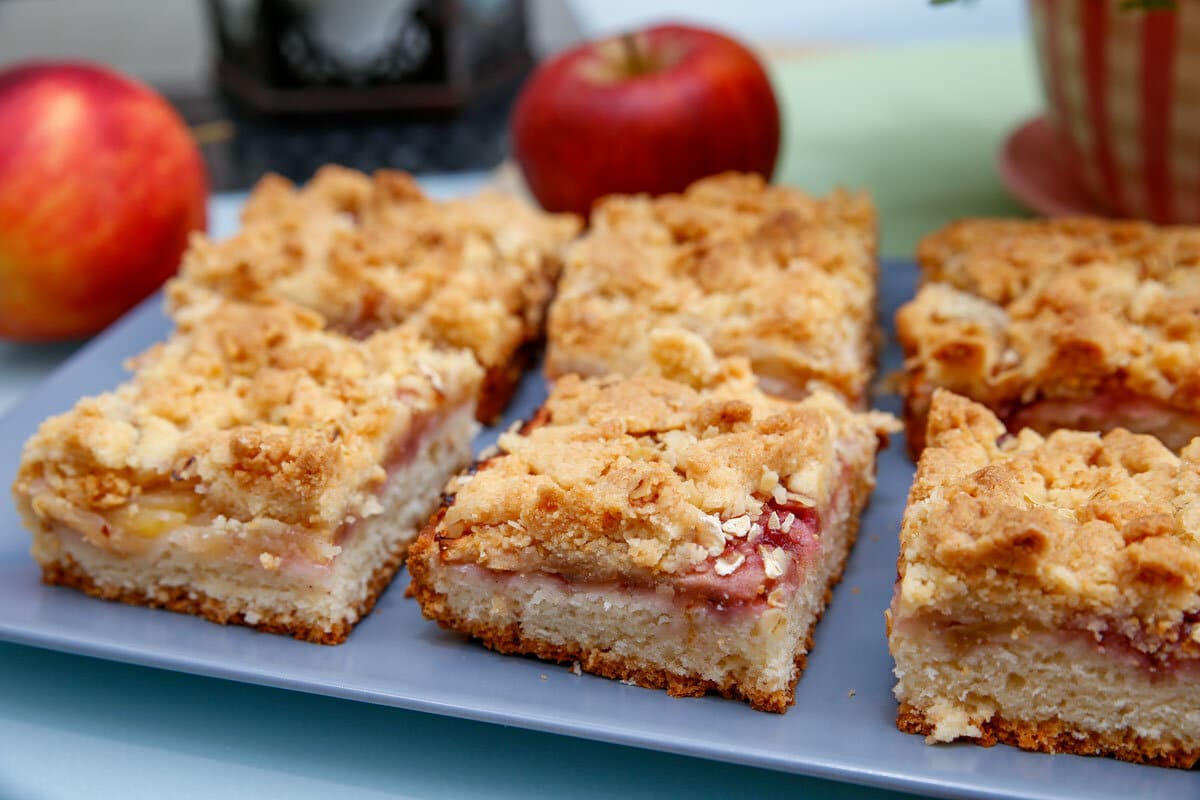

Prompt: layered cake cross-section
[173,165,580,421]
[898,217,1200,455]
[410,331,897,711]
[544,172,878,407]
[889,389,1200,767]
[13,291,482,643]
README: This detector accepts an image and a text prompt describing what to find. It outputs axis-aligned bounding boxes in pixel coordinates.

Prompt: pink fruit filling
[451,489,837,618]
[757,503,821,554]
[674,467,859,610]
[322,402,465,553]
[281,404,469,578]
[891,597,1200,676]
[53,402,467,582]
[673,503,821,608]
[1003,388,1200,451]
[447,452,862,615]
[1079,610,1200,673]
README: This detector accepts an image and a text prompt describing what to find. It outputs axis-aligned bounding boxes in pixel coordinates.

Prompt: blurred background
[0,0,1025,190]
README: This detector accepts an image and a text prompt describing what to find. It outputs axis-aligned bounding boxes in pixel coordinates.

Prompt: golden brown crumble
[173,165,580,370]
[544,172,877,406]
[899,218,1200,421]
[433,330,896,581]
[896,390,1200,635]
[14,293,481,561]
[917,217,1200,304]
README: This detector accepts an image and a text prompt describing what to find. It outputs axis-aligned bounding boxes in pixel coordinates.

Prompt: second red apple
[511,24,781,217]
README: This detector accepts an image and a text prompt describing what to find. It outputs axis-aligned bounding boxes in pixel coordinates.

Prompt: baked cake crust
[15,291,481,559]
[433,329,895,583]
[42,540,404,645]
[899,389,1200,628]
[544,172,877,407]
[408,511,862,712]
[890,390,1200,767]
[898,217,1200,454]
[14,294,483,641]
[173,165,580,420]
[896,703,1199,770]
[411,330,897,710]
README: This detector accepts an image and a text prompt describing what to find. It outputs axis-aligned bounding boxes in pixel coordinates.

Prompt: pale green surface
[774,40,1042,258]
[0,40,1043,800]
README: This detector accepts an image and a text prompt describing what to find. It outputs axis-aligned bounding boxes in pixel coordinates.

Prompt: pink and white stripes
[1030,0,1199,222]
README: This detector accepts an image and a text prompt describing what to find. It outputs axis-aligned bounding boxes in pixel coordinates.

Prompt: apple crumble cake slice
[898,217,1200,455]
[410,330,897,711]
[173,165,580,422]
[889,389,1200,767]
[13,293,482,644]
[543,172,878,408]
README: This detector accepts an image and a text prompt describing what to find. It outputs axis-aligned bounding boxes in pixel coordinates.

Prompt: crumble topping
[898,390,1200,639]
[435,330,896,582]
[544,172,877,406]
[760,545,789,579]
[14,294,482,558]
[172,165,580,368]
[900,218,1200,413]
[917,217,1200,304]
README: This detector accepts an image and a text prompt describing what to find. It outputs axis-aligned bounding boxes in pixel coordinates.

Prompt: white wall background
[0,0,213,90]
[0,0,1026,91]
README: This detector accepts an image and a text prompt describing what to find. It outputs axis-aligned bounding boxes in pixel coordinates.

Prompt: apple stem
[621,33,647,75]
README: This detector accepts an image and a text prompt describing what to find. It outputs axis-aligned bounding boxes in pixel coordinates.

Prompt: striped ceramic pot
[1030,0,1200,223]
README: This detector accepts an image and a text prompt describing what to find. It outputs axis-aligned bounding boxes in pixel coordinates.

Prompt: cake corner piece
[13,297,483,644]
[888,389,1200,767]
[410,330,898,711]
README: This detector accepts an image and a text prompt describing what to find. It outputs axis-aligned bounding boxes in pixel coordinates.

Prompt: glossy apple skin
[0,62,207,340]
[511,24,781,216]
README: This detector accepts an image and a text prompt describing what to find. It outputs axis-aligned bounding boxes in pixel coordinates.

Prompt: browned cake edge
[896,702,1200,769]
[900,370,933,460]
[476,341,538,424]
[407,509,864,714]
[40,540,409,646]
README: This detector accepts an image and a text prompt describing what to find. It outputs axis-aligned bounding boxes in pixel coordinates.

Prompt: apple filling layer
[442,461,853,615]
[450,496,823,621]
[23,404,470,579]
[1004,389,1200,452]
[891,611,1200,678]
[25,402,478,643]
[890,615,1200,767]
[904,377,1200,456]
[411,475,862,713]
[891,391,1200,767]
[672,477,852,609]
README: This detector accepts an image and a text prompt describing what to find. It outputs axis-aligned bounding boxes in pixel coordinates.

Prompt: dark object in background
[191,0,533,189]
[181,80,524,190]
[205,0,532,113]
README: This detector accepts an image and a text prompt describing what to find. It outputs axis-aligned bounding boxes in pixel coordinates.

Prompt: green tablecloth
[775,40,1040,258]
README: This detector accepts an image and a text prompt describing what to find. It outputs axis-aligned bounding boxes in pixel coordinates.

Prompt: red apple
[511,23,780,216]
[0,61,208,340]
